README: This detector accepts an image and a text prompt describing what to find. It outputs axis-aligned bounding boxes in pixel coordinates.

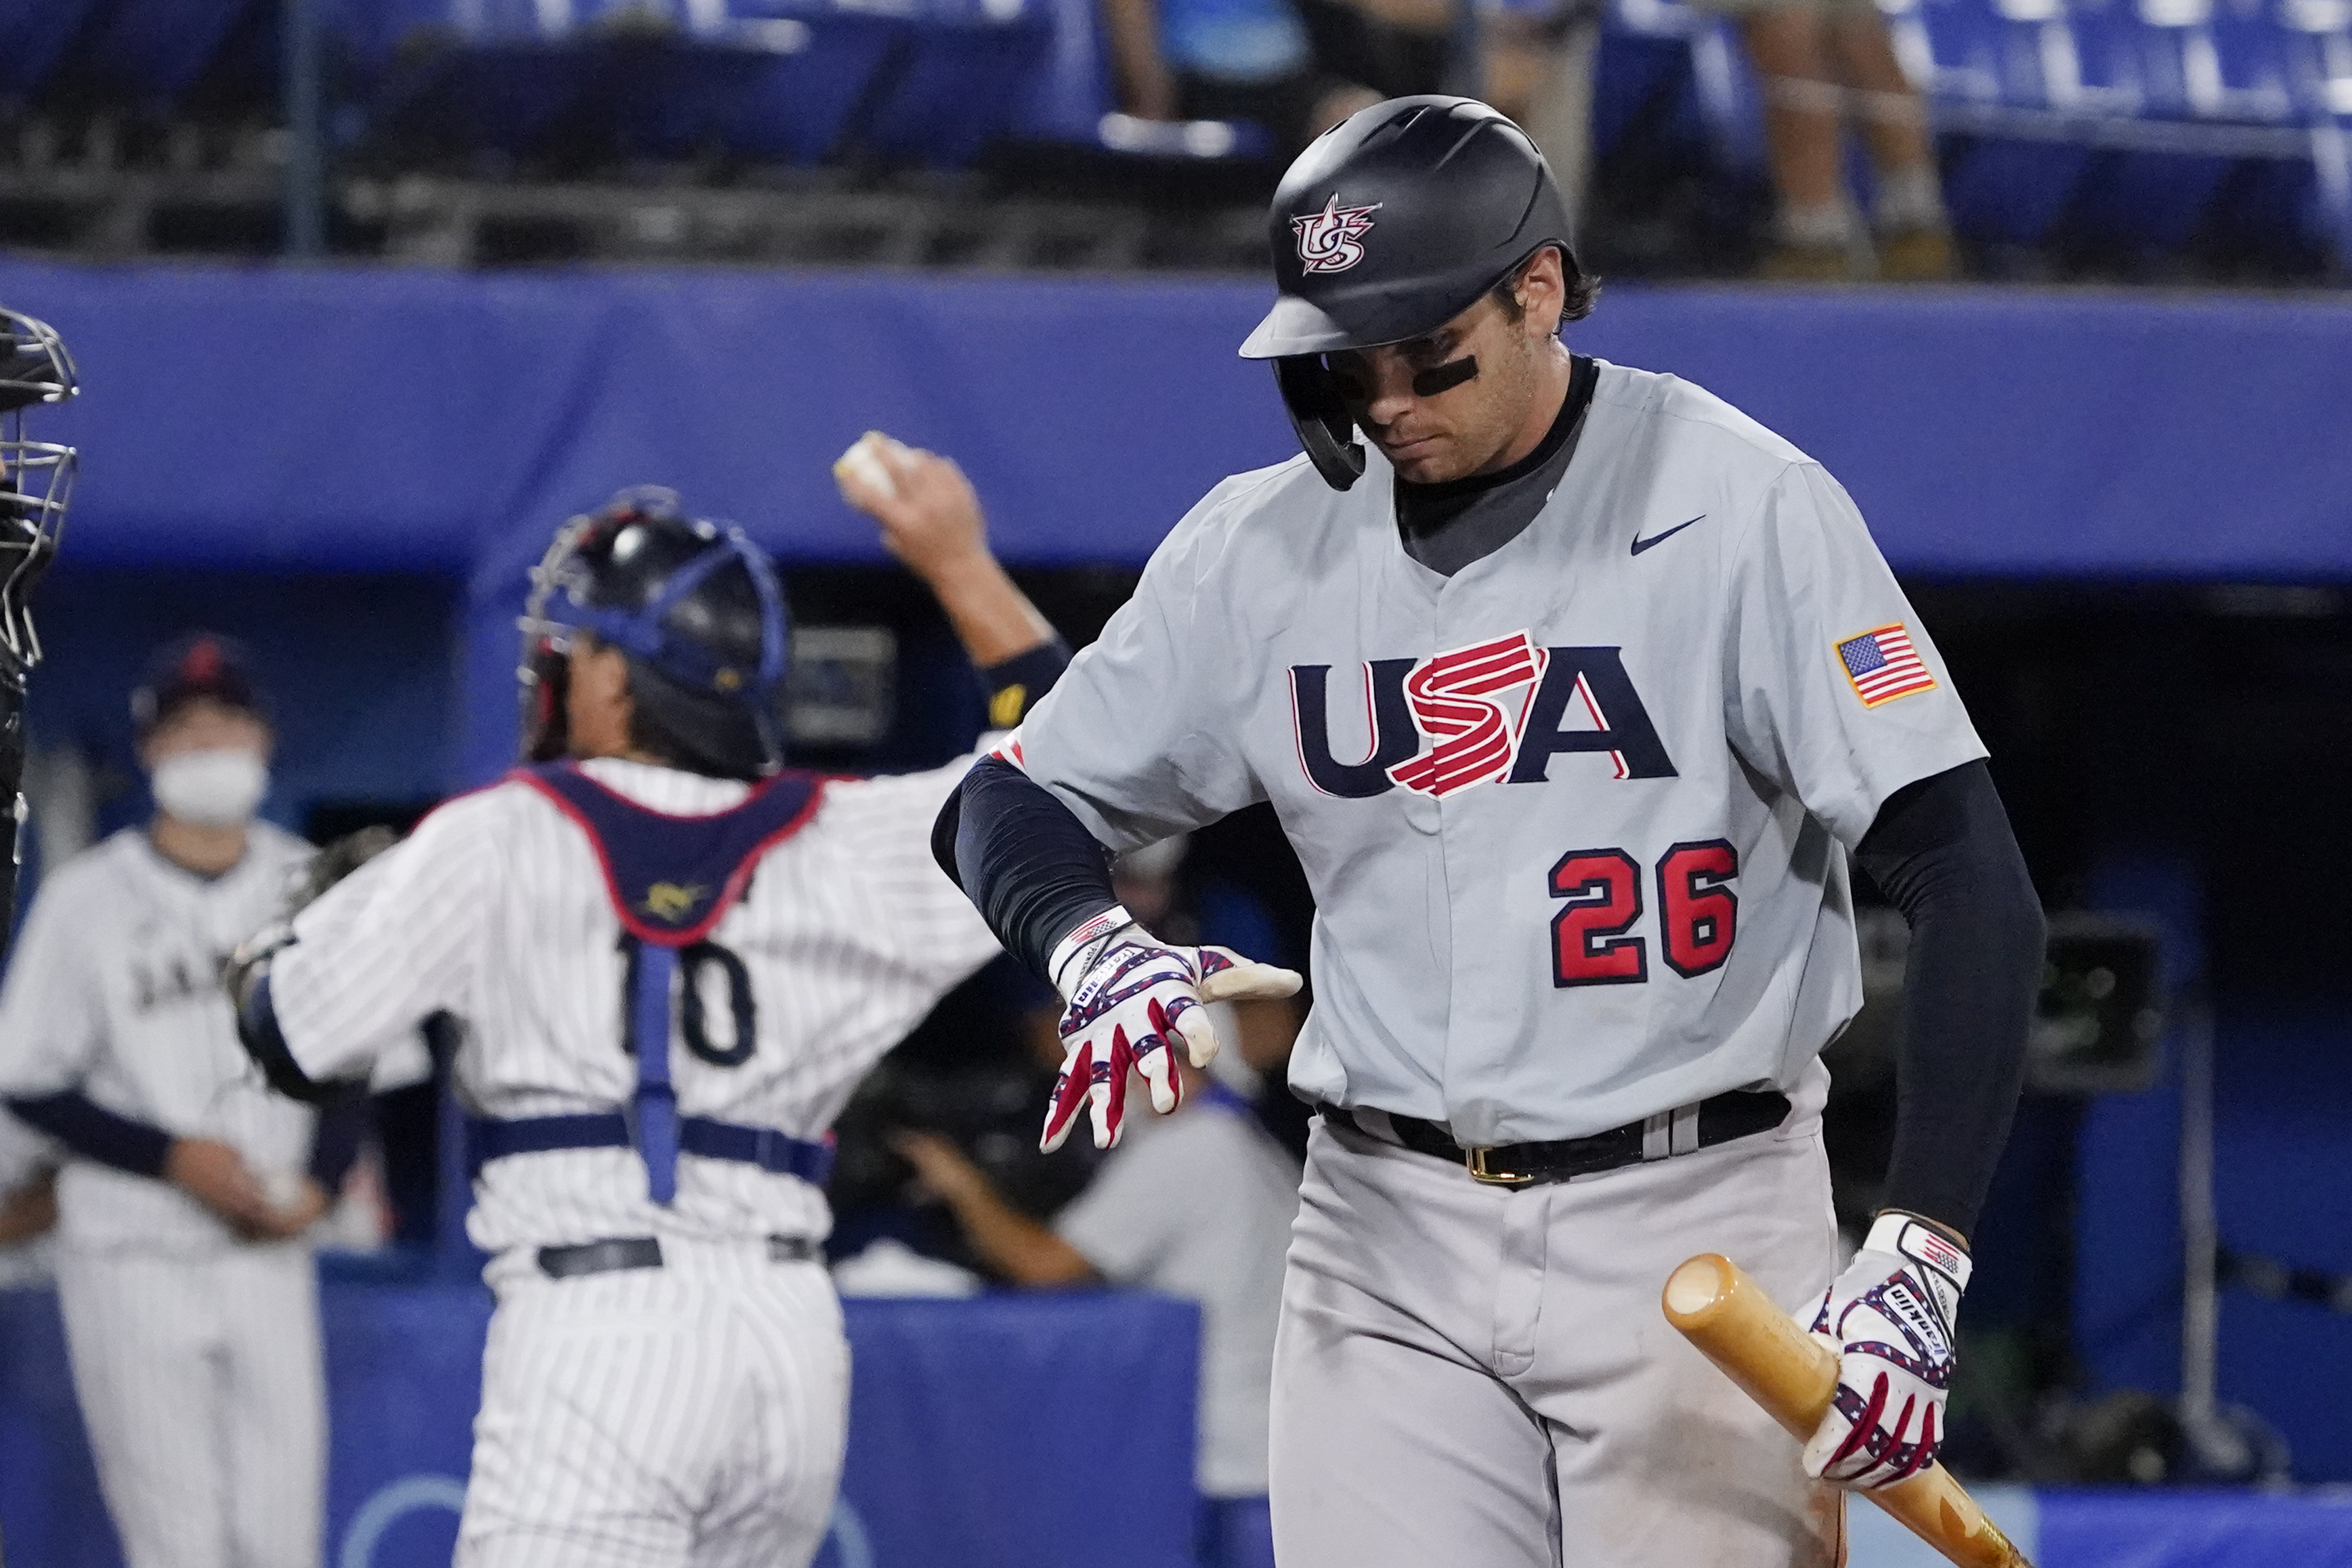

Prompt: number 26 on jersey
[1548,840,1737,987]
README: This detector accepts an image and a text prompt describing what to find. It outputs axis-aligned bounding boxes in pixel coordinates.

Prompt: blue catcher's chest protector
[509,760,826,1204]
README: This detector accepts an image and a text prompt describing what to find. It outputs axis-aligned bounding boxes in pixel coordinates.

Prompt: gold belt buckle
[1464,1146,1535,1188]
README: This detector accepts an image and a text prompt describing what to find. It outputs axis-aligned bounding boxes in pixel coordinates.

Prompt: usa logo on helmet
[1293,194,1381,274]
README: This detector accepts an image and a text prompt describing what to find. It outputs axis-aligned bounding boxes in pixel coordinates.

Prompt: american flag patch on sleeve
[1835,623,1938,707]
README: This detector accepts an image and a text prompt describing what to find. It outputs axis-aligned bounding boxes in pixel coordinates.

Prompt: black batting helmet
[1239,97,1587,490]
[517,487,792,781]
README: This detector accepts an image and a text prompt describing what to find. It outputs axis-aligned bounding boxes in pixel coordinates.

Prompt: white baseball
[833,431,899,502]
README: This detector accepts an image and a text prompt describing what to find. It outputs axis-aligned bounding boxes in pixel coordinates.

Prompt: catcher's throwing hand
[832,431,990,583]
[1041,905,1302,1152]
[1802,1211,1972,1489]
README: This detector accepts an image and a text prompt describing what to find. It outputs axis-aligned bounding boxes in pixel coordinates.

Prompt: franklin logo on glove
[1803,1212,1972,1489]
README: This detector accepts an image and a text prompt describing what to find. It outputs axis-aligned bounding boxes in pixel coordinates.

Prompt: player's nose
[1359,360,1421,428]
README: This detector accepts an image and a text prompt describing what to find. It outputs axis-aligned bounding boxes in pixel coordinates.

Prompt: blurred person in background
[1478,0,1604,242]
[1690,0,1954,278]
[893,964,1298,1568]
[1104,0,1385,152]
[0,634,402,1568]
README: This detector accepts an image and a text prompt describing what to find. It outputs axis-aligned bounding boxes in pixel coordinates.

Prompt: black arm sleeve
[1852,759,2046,1240]
[932,757,1117,984]
[306,1083,372,1193]
[5,1090,174,1179]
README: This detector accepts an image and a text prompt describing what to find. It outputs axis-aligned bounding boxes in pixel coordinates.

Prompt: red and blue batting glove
[1040,905,1302,1152]
[1801,1212,1972,1489]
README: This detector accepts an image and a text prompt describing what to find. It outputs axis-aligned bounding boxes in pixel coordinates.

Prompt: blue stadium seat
[64,0,269,113]
[2204,0,2303,116]
[1884,0,2099,242]
[1013,0,1112,139]
[0,0,107,105]
[1594,0,1715,163]
[2057,0,2240,246]
[712,3,912,164]
[2207,0,2352,265]
[863,0,1056,166]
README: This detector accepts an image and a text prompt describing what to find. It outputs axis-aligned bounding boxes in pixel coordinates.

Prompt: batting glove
[1041,905,1302,1152]
[1801,1212,1971,1489]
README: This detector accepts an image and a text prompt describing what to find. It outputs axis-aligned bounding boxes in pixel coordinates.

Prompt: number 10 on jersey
[1547,840,1738,987]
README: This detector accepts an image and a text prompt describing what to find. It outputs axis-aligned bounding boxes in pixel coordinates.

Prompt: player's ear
[1518,248,1566,337]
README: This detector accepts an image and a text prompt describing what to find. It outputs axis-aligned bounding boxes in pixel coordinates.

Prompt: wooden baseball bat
[1662,1253,2032,1568]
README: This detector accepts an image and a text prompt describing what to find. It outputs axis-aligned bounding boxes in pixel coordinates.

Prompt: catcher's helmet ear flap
[1273,356,1367,491]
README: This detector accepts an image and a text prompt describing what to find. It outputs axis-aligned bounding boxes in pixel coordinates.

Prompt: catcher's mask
[517,487,791,780]
[1,306,79,674]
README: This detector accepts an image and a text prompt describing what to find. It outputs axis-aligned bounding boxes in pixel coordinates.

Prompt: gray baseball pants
[1269,1069,1847,1568]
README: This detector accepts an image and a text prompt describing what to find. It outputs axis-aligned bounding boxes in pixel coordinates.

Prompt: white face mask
[150,748,269,829]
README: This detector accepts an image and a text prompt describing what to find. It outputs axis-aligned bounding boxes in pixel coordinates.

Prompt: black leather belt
[536,1235,819,1279]
[1317,1089,1792,1189]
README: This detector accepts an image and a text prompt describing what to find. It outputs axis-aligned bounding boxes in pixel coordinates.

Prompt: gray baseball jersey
[1011,360,1985,1146]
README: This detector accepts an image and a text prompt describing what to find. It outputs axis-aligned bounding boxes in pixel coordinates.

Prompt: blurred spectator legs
[1732,4,1956,279]
[1100,0,1383,154]
[1482,0,1603,233]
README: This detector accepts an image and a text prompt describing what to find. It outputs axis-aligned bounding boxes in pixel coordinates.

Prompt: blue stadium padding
[0,0,107,102]
[2040,1488,2352,1565]
[0,1282,1203,1568]
[11,259,2349,582]
[11,1271,2352,1568]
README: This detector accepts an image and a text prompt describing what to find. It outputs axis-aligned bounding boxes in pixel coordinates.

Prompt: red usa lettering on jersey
[1289,630,1677,799]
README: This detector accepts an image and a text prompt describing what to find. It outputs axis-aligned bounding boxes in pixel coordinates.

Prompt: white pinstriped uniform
[0,825,362,1568]
[265,754,1005,1568]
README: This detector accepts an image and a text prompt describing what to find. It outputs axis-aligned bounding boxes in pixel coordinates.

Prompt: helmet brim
[1239,294,1386,360]
[1239,274,1496,360]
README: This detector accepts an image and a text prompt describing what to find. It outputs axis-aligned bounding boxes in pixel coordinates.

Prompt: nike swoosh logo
[1631,515,1705,555]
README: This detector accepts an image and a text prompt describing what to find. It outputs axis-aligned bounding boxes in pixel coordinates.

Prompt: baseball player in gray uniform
[223,471,1071,1568]
[936,97,2045,1566]
[0,638,400,1568]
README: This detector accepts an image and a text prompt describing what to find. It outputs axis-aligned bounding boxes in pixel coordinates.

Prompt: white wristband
[1048,905,1135,1000]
